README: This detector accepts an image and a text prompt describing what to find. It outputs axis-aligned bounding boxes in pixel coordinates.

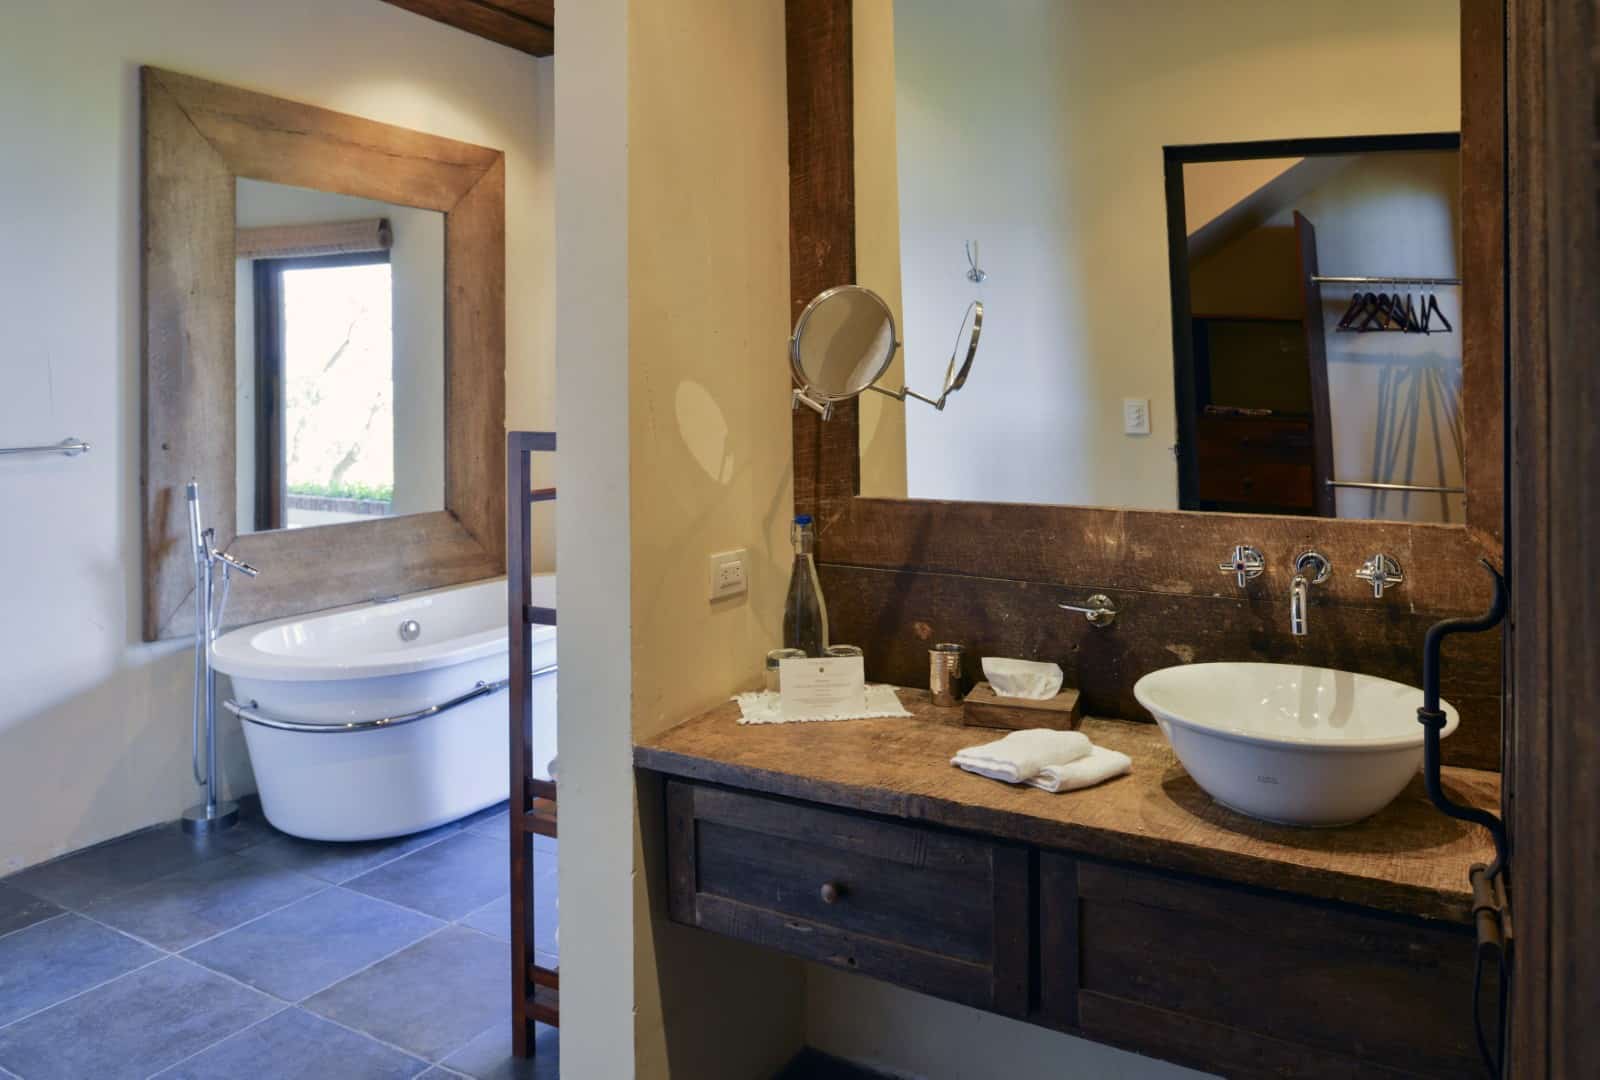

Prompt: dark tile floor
[0,802,557,1080]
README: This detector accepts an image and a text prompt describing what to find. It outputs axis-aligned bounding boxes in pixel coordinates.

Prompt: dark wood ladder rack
[508,431,558,1057]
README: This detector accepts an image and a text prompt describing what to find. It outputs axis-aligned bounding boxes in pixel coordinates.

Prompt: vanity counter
[634,688,1499,925]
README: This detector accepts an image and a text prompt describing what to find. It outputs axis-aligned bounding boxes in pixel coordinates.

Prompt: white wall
[1281,153,1464,522]
[233,180,446,526]
[0,0,551,874]
[861,0,1458,509]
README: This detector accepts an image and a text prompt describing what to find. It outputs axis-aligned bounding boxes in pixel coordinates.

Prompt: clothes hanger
[1376,292,1402,331]
[1424,291,1453,333]
[1363,291,1388,329]
[1338,290,1365,330]
[1401,291,1421,333]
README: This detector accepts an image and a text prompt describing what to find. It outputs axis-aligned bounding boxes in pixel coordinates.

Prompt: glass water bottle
[783,514,830,657]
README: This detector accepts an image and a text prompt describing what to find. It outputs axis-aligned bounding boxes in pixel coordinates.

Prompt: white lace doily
[734,684,912,725]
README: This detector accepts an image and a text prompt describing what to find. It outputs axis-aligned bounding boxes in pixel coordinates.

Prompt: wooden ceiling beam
[379,0,554,57]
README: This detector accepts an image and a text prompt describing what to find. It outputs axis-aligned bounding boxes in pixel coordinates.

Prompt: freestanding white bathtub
[211,576,556,841]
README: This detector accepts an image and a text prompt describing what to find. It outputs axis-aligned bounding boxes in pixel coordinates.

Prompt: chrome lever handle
[211,549,260,577]
[1058,594,1117,627]
[1354,553,1404,598]
[1217,545,1265,588]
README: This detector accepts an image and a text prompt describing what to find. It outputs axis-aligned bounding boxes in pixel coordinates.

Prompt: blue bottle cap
[794,514,813,525]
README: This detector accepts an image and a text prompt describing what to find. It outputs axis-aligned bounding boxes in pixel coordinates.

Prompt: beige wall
[809,968,1215,1079]
[854,0,909,497]
[859,0,1459,510]
[557,0,806,1075]
[0,0,550,875]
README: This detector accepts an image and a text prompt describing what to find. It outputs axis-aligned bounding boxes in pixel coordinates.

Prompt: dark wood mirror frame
[141,68,506,641]
[787,1,1508,771]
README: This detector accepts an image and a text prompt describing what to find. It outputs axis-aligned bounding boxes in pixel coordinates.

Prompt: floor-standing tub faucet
[1290,551,1331,637]
[182,480,259,837]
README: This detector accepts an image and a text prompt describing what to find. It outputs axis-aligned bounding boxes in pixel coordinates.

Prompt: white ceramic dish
[213,575,556,841]
[1133,662,1457,827]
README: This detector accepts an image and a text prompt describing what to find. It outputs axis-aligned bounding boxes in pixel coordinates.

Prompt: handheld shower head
[186,481,206,561]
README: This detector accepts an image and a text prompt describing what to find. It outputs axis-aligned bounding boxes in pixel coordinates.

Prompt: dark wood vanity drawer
[1195,414,1315,509]
[666,781,1029,1015]
[1039,854,1485,1078]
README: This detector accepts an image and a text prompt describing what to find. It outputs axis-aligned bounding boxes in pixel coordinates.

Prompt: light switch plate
[1123,397,1152,436]
[709,549,748,601]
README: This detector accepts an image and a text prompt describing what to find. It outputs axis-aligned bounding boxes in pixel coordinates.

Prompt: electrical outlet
[1123,397,1152,436]
[708,549,748,601]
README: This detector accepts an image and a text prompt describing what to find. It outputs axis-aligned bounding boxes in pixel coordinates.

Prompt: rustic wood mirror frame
[141,68,506,641]
[787,1,1509,770]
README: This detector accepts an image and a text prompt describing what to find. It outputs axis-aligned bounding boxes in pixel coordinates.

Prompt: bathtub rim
[212,574,554,683]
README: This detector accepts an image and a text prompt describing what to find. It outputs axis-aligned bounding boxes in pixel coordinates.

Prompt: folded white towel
[1026,746,1132,793]
[951,729,1091,784]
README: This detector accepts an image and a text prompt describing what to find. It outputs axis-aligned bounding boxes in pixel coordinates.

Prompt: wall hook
[965,240,987,284]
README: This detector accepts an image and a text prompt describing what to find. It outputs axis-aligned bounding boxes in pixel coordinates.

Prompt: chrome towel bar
[0,437,90,457]
[1310,274,1461,286]
[224,666,554,734]
[1326,479,1464,494]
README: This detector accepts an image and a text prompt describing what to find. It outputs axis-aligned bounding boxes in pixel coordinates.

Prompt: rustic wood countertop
[634,689,1500,925]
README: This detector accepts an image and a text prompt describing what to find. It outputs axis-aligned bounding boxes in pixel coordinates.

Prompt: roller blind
[236,217,392,259]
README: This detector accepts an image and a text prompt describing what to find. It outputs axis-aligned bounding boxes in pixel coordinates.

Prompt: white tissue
[982,657,1064,700]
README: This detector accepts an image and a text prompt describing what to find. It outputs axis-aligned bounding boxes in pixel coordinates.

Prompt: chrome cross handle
[1355,553,1405,598]
[1218,545,1265,588]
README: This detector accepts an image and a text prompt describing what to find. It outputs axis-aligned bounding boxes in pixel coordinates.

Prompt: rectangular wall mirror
[234,180,446,532]
[142,68,505,641]
[854,1,1483,527]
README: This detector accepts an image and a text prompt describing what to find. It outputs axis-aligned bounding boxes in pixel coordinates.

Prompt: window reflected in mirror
[852,0,1465,524]
[234,179,445,532]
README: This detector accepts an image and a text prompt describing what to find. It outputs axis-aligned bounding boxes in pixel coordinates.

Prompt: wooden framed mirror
[141,68,506,641]
[787,1,1506,771]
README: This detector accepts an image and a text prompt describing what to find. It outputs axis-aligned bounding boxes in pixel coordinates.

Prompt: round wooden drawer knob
[820,881,843,904]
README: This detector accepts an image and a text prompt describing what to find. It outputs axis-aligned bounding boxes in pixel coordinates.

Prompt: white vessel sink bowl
[1133,662,1457,827]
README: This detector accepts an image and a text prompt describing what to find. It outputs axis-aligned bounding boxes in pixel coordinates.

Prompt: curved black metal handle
[1418,558,1507,878]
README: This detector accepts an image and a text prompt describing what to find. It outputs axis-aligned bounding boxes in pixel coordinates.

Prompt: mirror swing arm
[789,284,983,420]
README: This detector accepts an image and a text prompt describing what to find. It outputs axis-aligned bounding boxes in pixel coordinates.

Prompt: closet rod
[0,437,90,458]
[1326,479,1464,494]
[1311,275,1462,286]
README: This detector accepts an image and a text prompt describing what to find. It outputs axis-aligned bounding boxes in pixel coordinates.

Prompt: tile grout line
[306,1008,460,1070]
[69,879,334,958]
[290,922,515,1067]
[244,820,484,887]
[0,954,168,1035]
[0,910,70,947]
[330,881,471,925]
[140,1003,293,1080]
[283,922,454,1005]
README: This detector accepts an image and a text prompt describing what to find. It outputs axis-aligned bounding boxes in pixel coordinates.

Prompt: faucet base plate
[180,800,240,836]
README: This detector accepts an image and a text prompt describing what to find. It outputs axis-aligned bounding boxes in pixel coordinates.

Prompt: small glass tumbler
[765,647,807,692]
[929,643,964,706]
[824,645,864,658]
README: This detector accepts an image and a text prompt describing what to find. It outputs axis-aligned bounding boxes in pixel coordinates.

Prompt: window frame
[250,248,394,532]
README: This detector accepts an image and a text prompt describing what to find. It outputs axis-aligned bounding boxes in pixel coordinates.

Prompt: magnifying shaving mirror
[789,285,983,419]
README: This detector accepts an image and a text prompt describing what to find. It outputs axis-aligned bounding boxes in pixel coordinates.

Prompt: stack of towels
[951,729,1131,793]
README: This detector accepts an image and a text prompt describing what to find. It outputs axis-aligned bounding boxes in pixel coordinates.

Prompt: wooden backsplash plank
[820,563,1502,772]
[818,499,1502,618]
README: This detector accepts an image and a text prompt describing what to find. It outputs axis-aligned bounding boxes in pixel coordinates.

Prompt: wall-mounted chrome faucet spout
[1290,551,1331,637]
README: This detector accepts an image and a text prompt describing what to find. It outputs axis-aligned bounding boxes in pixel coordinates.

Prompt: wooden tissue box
[961,681,1082,731]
